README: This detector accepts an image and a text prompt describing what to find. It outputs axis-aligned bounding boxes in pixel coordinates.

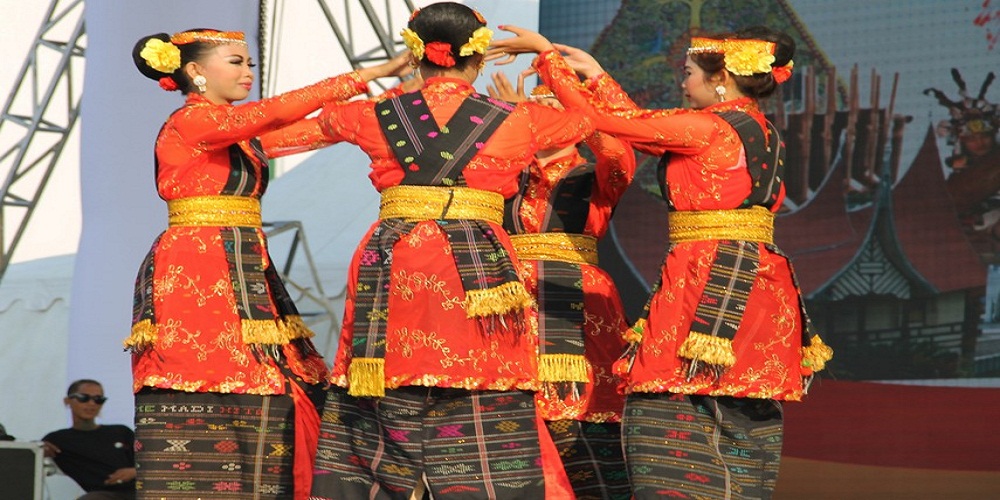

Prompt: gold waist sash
[167,196,262,227]
[668,206,774,244]
[379,185,504,224]
[509,233,599,266]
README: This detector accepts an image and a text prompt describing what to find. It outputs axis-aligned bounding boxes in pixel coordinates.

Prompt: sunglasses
[68,393,108,404]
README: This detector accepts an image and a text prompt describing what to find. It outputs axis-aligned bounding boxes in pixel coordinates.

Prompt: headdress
[925,68,998,143]
[169,30,246,46]
[530,85,556,100]
[688,36,793,82]
[401,9,492,68]
[138,30,246,92]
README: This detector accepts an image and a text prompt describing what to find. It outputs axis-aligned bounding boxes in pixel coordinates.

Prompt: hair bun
[132,33,173,81]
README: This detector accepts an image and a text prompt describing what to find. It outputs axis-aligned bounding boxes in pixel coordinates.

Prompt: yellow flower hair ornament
[724,43,775,76]
[401,28,425,61]
[459,26,493,57]
[688,37,777,77]
[140,38,181,74]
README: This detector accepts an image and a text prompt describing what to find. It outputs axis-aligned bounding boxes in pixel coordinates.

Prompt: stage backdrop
[540,0,1000,498]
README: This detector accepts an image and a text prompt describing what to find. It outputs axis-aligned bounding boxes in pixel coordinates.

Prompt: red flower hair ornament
[158,76,179,91]
[425,42,456,67]
[772,60,794,84]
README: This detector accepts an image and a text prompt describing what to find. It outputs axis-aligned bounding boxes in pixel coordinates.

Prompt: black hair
[132,28,226,94]
[689,25,795,99]
[66,379,102,396]
[408,2,486,71]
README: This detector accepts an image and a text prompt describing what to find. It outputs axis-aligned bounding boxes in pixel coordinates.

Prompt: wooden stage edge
[774,457,1000,499]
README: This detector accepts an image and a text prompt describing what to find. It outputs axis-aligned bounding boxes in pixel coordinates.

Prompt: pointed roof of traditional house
[891,127,987,292]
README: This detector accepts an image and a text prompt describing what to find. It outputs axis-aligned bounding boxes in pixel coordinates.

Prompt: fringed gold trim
[123,319,158,350]
[677,331,737,367]
[464,281,534,318]
[347,358,386,397]
[801,334,834,373]
[538,353,590,383]
[241,318,291,345]
[281,315,315,340]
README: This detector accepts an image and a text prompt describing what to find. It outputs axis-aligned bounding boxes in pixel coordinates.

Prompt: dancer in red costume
[307,3,595,499]
[128,28,407,499]
[491,25,834,499]
[487,68,635,500]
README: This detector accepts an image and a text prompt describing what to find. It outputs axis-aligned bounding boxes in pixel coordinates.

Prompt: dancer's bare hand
[486,71,529,103]
[361,51,413,81]
[486,25,555,65]
[553,43,605,79]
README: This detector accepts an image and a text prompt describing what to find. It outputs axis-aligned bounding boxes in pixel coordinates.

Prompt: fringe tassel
[624,318,646,343]
[677,331,737,380]
[476,311,526,336]
[347,357,386,397]
[281,315,315,339]
[801,334,834,374]
[123,319,158,351]
[538,353,590,383]
[241,318,291,345]
[464,281,534,318]
[678,332,737,367]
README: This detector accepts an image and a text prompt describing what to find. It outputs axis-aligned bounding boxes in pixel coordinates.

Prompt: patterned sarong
[623,392,783,500]
[546,419,631,500]
[310,386,547,500]
[134,389,297,499]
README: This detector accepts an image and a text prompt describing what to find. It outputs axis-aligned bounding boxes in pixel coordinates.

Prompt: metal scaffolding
[1,0,414,349]
[0,0,85,282]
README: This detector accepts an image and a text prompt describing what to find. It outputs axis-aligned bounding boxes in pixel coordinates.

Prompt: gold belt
[509,233,599,265]
[167,196,262,227]
[379,185,504,224]
[668,206,774,244]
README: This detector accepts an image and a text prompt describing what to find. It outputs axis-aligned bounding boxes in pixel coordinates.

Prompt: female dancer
[306,3,594,499]
[491,26,834,499]
[128,28,407,499]
[488,70,634,500]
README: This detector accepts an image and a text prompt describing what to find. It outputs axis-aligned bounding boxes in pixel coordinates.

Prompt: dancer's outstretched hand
[553,43,605,79]
[486,70,531,103]
[486,25,555,65]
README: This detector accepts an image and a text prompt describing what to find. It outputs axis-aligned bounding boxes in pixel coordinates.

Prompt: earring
[477,59,485,76]
[715,84,727,101]
[193,75,207,93]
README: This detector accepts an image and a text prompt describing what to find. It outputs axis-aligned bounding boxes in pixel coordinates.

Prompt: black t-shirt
[42,424,135,492]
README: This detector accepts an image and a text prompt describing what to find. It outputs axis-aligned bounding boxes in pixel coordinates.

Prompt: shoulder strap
[376,91,514,186]
[714,110,784,209]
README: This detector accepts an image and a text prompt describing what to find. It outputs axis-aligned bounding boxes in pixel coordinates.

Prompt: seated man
[42,379,135,500]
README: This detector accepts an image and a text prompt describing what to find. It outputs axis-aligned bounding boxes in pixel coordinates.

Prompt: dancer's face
[189,44,255,104]
[681,56,718,110]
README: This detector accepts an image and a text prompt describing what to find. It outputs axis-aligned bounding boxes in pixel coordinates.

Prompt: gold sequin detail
[509,233,598,265]
[379,185,504,223]
[668,206,774,244]
[167,196,261,227]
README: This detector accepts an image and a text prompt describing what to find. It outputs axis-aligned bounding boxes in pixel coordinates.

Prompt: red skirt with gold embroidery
[619,240,808,401]
[329,220,540,391]
[520,259,629,422]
